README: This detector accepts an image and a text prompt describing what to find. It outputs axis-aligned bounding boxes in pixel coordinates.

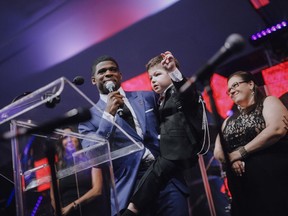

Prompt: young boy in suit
[122,51,206,215]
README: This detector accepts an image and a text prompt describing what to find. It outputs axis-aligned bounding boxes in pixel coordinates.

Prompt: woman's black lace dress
[222,102,288,216]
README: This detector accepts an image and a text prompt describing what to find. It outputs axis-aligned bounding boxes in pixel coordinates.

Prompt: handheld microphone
[1,107,92,140]
[180,33,245,93]
[105,81,115,93]
[105,81,123,116]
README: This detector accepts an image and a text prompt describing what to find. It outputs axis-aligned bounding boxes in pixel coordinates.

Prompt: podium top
[0,77,95,125]
[2,76,143,162]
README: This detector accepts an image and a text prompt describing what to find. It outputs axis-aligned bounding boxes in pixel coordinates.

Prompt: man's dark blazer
[79,90,188,215]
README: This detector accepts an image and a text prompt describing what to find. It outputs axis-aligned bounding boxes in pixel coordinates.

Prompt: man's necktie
[120,103,136,130]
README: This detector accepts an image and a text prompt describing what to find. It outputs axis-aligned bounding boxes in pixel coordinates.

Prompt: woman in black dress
[50,126,110,216]
[214,71,288,216]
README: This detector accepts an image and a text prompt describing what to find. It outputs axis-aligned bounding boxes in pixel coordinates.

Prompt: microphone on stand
[105,81,124,116]
[180,33,245,93]
[72,76,85,85]
[44,76,85,108]
[1,107,92,140]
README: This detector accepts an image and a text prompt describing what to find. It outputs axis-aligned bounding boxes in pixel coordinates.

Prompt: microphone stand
[203,79,232,214]
[203,81,230,166]
[182,76,232,216]
[180,34,245,215]
[182,79,220,216]
[195,80,218,216]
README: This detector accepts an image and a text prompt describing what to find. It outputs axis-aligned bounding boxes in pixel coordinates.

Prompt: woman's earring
[237,105,242,111]
[251,88,255,96]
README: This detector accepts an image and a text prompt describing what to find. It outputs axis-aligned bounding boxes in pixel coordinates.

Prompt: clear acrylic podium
[0,77,144,216]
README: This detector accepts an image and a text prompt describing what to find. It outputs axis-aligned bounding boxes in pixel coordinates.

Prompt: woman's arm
[214,118,247,176]
[214,118,229,163]
[50,179,60,212]
[50,184,56,211]
[62,167,104,215]
[214,134,225,163]
[229,96,288,162]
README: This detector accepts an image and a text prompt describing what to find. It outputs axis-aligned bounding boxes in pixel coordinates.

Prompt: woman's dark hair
[55,125,81,169]
[228,71,266,107]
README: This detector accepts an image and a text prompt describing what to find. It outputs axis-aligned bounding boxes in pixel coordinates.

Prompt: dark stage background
[1,0,288,215]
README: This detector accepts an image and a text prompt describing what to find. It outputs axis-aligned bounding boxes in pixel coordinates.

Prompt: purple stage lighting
[250,20,288,46]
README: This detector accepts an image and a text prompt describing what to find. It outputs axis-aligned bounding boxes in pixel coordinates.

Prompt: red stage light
[34,158,51,192]
[122,72,152,91]
[202,73,234,119]
[250,0,270,10]
[262,61,288,97]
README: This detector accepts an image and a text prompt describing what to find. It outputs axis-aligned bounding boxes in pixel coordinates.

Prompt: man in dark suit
[78,55,190,216]
[122,51,206,216]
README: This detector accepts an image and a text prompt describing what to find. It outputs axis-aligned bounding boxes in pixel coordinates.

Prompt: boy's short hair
[145,54,180,71]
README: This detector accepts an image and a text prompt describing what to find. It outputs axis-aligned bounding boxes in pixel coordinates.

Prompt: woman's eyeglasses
[226,81,246,96]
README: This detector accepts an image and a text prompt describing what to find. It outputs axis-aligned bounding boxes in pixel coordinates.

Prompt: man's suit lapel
[126,91,146,134]
[95,94,145,138]
[96,100,106,111]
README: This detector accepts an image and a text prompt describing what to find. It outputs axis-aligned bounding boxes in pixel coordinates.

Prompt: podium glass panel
[0,77,143,216]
